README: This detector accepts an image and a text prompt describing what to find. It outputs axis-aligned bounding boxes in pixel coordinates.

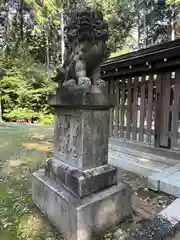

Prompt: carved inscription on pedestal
[57,115,80,160]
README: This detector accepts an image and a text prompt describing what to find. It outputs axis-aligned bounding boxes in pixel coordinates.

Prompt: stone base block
[45,158,117,198]
[32,170,132,240]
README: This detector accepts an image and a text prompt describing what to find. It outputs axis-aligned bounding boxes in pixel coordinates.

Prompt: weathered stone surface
[32,170,132,240]
[45,158,117,198]
[53,107,110,170]
[147,164,180,191]
[52,8,109,87]
[48,86,115,109]
[108,150,167,177]
[158,198,180,227]
[32,7,132,240]
[159,171,180,197]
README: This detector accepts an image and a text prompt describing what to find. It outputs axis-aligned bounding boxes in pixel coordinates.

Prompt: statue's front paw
[44,158,51,176]
[63,79,76,87]
[78,77,91,86]
[96,79,107,87]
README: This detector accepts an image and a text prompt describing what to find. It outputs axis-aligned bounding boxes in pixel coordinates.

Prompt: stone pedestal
[32,86,132,240]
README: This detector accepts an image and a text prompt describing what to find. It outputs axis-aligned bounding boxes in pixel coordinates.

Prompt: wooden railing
[101,40,180,150]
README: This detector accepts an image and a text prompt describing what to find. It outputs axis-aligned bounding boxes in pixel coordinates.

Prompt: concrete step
[108,149,169,177]
[109,138,180,166]
[108,140,180,197]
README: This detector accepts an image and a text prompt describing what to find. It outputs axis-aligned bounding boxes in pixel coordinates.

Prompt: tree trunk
[46,30,50,72]
[19,0,24,42]
[171,8,175,41]
[137,16,140,48]
[61,12,65,65]
[0,3,7,52]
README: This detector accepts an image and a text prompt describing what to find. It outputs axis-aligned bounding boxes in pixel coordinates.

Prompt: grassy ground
[0,123,175,240]
[0,123,64,240]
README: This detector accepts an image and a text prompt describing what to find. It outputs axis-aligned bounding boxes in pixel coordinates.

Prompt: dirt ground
[95,168,175,240]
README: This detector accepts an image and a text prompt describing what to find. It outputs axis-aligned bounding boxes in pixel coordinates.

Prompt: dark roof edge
[101,39,180,67]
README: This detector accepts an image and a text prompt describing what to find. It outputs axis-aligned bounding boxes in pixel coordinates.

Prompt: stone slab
[128,199,180,240]
[32,170,132,240]
[45,158,117,198]
[108,150,168,177]
[160,171,180,197]
[147,164,180,191]
[158,198,180,227]
[48,86,115,109]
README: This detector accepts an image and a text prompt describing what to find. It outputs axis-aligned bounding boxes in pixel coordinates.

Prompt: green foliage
[168,0,180,3]
[0,0,137,124]
[132,0,180,47]
[86,0,135,52]
[110,49,131,58]
[0,45,57,123]
[37,113,54,125]
[3,108,38,122]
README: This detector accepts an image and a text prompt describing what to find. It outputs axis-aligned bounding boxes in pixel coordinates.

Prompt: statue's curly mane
[65,8,108,43]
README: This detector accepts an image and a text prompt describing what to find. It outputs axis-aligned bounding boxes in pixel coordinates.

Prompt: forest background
[0,0,180,124]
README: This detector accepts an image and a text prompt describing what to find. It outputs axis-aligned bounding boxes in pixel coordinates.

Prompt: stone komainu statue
[55,8,109,87]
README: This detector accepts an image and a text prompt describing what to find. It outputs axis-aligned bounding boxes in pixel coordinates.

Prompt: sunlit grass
[23,142,53,152]
[0,124,64,240]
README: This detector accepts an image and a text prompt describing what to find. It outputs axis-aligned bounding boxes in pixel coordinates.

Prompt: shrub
[37,114,54,125]
[3,108,54,124]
